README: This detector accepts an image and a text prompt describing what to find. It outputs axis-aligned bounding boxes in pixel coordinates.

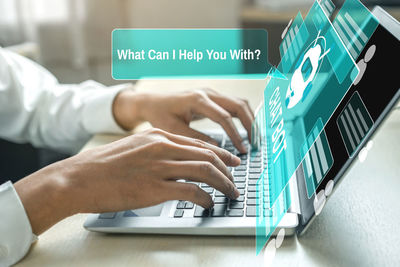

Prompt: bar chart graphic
[337,91,374,157]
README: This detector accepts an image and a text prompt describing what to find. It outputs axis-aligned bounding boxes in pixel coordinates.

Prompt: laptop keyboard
[173,133,270,218]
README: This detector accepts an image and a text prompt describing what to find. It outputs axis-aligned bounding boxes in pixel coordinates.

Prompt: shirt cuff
[82,83,134,135]
[0,181,37,266]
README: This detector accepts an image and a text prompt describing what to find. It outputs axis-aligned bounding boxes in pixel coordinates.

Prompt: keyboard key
[174,209,184,217]
[252,157,261,162]
[235,183,246,189]
[201,183,210,188]
[123,210,137,217]
[234,166,247,171]
[237,188,245,195]
[214,197,229,203]
[248,180,257,186]
[203,187,214,194]
[264,209,273,217]
[231,196,244,202]
[229,201,244,209]
[247,192,257,199]
[240,154,248,160]
[227,209,244,217]
[247,185,256,192]
[250,163,261,168]
[225,147,235,153]
[99,212,116,219]
[246,199,257,206]
[249,168,261,174]
[215,191,225,197]
[246,206,257,217]
[176,201,185,209]
[234,177,246,183]
[234,171,246,177]
[185,202,194,209]
[225,144,234,149]
[194,206,210,217]
[211,204,227,217]
[248,174,260,180]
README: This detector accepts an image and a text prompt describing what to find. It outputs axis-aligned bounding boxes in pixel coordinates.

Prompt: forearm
[14,162,78,235]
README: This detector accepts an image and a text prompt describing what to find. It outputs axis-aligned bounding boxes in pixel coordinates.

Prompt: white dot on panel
[313,190,326,216]
[364,45,376,63]
[325,180,334,196]
[264,238,276,267]
[275,228,285,248]
[366,140,374,151]
[358,147,368,163]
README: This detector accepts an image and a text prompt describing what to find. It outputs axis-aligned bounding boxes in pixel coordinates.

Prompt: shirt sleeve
[0,47,132,154]
[0,181,37,267]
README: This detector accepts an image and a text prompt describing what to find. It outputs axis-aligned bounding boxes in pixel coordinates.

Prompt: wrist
[112,89,148,130]
[14,161,78,235]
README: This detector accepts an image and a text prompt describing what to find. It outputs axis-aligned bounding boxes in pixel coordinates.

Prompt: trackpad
[129,203,164,217]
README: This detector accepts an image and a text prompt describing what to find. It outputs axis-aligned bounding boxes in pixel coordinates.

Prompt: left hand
[113,88,254,153]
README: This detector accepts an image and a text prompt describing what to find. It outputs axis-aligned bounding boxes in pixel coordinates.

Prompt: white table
[16,79,400,267]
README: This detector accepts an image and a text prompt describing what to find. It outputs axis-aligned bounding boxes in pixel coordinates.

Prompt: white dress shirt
[0,47,129,266]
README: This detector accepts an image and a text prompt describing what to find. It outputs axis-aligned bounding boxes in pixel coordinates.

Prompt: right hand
[16,128,242,236]
[67,128,241,214]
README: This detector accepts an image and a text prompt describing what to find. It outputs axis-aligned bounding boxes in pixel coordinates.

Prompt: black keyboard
[173,133,270,218]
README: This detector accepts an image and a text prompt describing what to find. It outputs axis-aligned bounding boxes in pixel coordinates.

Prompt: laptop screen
[297,20,400,229]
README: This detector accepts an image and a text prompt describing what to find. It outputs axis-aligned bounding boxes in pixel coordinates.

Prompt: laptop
[84,6,400,239]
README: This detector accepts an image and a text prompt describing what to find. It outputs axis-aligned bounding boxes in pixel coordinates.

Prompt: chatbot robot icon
[285,31,330,109]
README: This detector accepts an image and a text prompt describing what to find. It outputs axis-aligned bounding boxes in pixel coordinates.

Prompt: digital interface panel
[253,0,383,253]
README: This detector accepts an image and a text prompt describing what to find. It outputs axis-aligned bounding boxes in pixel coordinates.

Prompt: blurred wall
[16,0,243,86]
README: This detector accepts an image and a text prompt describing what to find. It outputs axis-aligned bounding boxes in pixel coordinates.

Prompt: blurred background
[0,0,399,181]
[1,0,399,86]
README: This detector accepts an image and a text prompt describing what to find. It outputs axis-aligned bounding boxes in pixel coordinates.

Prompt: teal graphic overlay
[112,29,270,79]
[263,1,359,208]
[252,0,382,253]
[336,91,374,157]
[279,12,304,60]
[279,18,310,73]
[332,0,379,60]
[319,0,335,17]
[301,120,334,198]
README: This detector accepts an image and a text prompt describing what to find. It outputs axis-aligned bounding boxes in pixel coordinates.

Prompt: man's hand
[113,88,254,153]
[15,129,240,235]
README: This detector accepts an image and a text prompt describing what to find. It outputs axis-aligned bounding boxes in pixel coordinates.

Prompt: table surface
[16,79,400,267]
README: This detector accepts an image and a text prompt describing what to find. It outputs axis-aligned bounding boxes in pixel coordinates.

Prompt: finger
[166,182,213,209]
[163,161,240,200]
[207,94,254,142]
[192,97,247,153]
[155,142,235,182]
[163,132,240,166]
[170,120,219,147]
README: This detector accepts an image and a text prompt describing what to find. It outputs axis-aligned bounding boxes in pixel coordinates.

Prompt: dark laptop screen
[297,23,400,228]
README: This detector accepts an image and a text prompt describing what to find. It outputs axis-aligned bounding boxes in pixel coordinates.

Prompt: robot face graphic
[285,32,329,109]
